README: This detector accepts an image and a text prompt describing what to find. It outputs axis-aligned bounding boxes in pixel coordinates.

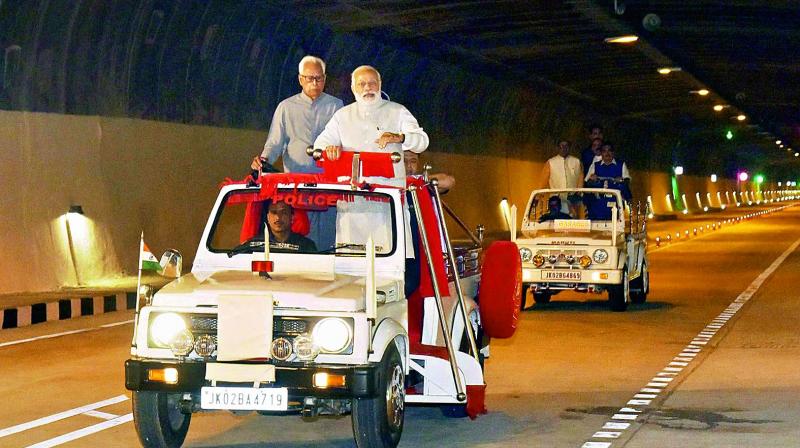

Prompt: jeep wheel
[608,268,630,312]
[630,262,649,304]
[352,345,404,448]
[520,284,530,310]
[132,391,191,448]
[533,291,552,304]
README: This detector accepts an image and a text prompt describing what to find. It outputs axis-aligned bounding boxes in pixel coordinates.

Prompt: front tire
[533,291,552,304]
[630,262,649,304]
[352,344,404,448]
[132,391,191,448]
[520,284,530,310]
[608,268,630,312]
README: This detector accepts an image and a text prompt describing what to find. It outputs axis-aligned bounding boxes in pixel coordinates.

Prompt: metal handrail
[409,185,467,402]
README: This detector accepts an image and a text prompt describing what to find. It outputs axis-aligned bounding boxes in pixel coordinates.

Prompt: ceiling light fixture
[736,114,746,121]
[776,140,782,145]
[604,35,639,44]
[713,104,726,112]
[657,67,681,75]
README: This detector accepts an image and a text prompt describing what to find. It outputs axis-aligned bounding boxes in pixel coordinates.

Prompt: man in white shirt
[540,139,584,214]
[314,65,429,184]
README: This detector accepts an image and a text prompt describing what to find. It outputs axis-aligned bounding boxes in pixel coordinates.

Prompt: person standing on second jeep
[250,55,343,173]
[540,139,584,215]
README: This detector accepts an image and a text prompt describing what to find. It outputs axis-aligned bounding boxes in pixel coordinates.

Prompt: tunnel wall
[1,110,758,295]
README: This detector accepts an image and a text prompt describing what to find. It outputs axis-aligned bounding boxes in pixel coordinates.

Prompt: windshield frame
[205,186,399,258]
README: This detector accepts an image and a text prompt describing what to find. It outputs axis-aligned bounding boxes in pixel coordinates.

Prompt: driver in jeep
[266,200,317,252]
[538,196,573,223]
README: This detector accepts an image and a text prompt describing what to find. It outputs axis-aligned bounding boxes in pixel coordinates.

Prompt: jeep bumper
[125,359,379,398]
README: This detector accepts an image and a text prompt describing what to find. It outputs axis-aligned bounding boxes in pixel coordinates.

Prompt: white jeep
[515,188,649,311]
[125,154,521,448]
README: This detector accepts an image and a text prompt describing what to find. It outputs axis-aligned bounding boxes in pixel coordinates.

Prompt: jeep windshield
[207,188,396,256]
[522,189,624,239]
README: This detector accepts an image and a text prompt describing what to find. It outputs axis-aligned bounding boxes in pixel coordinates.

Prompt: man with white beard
[314,65,429,185]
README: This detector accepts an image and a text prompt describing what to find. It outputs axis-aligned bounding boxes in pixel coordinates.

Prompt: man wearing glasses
[251,55,343,173]
[314,65,429,184]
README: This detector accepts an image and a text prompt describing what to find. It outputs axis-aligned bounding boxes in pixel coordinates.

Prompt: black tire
[533,291,552,304]
[608,268,630,312]
[132,391,191,448]
[520,284,531,310]
[352,344,404,448]
[630,262,649,304]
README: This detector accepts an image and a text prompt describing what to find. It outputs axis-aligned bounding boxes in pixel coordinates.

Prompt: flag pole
[132,231,144,347]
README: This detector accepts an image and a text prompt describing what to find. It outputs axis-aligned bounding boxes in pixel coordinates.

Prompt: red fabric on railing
[407,181,451,358]
[316,151,395,180]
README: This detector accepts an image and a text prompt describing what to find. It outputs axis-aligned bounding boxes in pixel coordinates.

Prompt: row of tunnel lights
[654,203,792,248]
[649,189,794,219]
[774,140,799,158]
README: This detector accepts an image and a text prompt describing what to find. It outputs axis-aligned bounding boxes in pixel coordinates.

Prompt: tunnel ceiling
[290,0,800,154]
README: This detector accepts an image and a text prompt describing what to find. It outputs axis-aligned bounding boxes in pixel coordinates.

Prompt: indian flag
[139,235,161,271]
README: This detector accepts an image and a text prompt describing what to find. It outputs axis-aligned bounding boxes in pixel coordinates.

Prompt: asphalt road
[1,205,799,448]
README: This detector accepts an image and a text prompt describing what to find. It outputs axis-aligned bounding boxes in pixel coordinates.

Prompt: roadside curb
[0,291,137,330]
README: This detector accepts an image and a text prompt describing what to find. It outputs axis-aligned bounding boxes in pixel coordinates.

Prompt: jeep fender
[369,318,409,373]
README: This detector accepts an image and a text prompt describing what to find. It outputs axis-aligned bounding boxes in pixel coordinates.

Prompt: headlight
[533,254,545,267]
[150,313,188,347]
[593,249,609,264]
[579,255,592,268]
[519,247,533,263]
[311,318,353,354]
[547,254,558,264]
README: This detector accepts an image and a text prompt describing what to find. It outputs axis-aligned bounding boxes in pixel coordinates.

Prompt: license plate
[201,386,288,411]
[542,270,582,281]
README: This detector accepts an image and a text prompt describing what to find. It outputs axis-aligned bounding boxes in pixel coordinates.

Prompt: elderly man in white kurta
[314,65,429,185]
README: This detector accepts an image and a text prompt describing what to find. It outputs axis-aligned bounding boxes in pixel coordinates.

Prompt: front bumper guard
[125,359,378,399]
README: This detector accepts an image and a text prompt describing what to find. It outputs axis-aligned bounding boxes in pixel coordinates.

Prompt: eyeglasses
[300,74,325,83]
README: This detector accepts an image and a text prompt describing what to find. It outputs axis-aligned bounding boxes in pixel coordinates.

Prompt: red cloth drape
[316,151,395,180]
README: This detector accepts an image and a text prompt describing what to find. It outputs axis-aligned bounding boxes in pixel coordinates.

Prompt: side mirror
[159,249,182,278]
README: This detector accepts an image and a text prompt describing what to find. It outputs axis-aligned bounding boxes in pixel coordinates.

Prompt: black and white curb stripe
[582,235,800,448]
[0,291,137,330]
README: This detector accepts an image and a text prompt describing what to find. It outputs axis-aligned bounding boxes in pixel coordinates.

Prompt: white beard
[353,90,382,107]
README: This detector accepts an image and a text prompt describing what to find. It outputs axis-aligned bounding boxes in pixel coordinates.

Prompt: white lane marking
[0,329,91,348]
[0,395,129,438]
[592,432,621,438]
[582,234,800,447]
[100,319,134,328]
[26,413,133,448]
[0,319,133,349]
[603,422,630,430]
[83,410,119,420]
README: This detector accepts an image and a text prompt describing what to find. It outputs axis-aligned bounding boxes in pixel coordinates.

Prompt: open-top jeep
[515,187,649,311]
[125,152,521,448]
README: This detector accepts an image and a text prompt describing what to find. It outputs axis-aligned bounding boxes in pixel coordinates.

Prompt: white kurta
[546,155,583,189]
[314,100,429,182]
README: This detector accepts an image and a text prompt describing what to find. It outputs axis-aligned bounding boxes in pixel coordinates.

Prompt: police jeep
[125,151,521,448]
[515,186,649,311]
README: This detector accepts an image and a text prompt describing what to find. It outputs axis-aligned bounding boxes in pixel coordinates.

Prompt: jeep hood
[152,270,370,312]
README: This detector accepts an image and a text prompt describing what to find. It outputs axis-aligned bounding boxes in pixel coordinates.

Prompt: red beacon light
[252,260,274,277]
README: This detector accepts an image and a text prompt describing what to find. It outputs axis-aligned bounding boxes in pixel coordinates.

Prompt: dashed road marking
[581,235,800,448]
